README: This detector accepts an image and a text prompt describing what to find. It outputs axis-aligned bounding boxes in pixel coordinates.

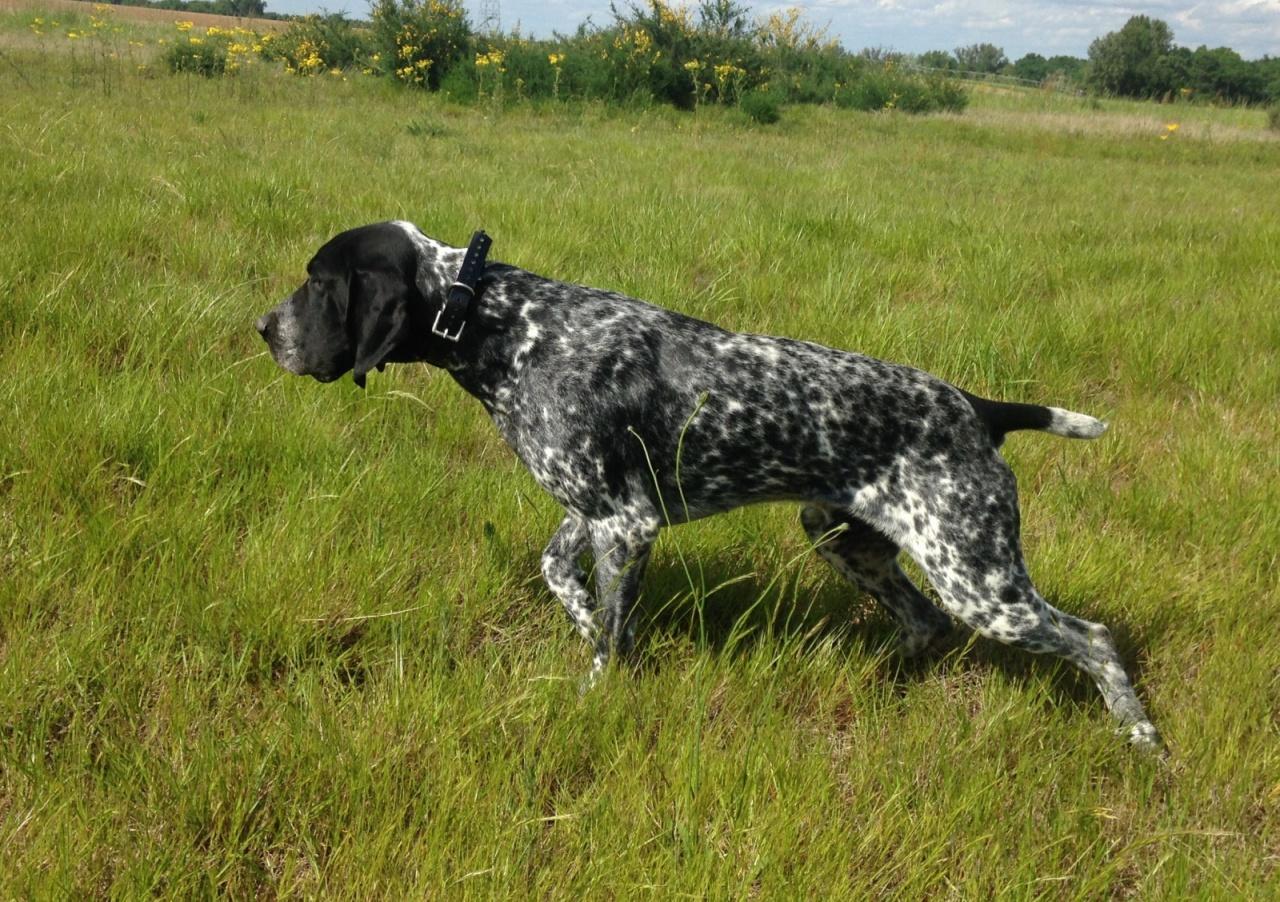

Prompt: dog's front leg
[585,512,660,682]
[541,514,596,642]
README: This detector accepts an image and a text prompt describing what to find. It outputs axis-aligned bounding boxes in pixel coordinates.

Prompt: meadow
[1,5,1278,897]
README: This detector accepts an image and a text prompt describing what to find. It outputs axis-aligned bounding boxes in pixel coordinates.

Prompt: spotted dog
[256,221,1161,750]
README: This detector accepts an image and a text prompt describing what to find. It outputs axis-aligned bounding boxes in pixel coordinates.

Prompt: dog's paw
[899,620,955,658]
[1127,720,1167,757]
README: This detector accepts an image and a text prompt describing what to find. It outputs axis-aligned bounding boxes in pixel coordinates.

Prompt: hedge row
[238,0,968,118]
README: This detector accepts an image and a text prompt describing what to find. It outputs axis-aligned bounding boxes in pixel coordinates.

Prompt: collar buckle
[431,307,465,342]
[432,230,491,344]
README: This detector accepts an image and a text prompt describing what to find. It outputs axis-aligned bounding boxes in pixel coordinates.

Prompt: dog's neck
[398,225,533,413]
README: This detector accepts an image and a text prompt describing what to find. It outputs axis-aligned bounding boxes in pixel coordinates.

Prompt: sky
[260,0,1280,60]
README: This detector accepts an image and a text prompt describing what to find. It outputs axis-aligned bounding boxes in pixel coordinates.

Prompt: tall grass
[1,12,1278,896]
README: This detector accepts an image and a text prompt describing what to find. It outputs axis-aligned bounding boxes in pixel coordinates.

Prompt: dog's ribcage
[451,269,993,532]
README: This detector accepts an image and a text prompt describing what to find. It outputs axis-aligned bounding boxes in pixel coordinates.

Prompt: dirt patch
[0,0,289,31]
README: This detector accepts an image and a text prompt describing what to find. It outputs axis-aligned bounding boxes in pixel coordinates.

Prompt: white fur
[1046,407,1107,439]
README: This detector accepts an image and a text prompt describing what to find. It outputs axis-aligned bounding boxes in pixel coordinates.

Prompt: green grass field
[2,7,1278,897]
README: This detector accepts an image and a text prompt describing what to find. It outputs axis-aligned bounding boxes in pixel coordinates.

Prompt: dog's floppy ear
[349,266,414,389]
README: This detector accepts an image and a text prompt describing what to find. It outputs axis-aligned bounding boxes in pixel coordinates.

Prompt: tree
[1086,15,1176,97]
[954,43,1007,74]
[1011,53,1048,82]
[917,49,955,71]
[1045,55,1087,84]
[1185,46,1265,102]
[217,0,266,14]
[1259,56,1280,102]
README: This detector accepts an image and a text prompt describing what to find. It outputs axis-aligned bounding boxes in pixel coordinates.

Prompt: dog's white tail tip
[1046,407,1108,439]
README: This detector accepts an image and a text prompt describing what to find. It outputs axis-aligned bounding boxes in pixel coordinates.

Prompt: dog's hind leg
[894,462,1162,750]
[801,504,953,657]
[541,514,596,642]
[927,555,1161,749]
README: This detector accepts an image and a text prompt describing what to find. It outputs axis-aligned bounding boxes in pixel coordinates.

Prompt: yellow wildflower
[652,0,691,31]
[175,20,193,31]
[713,62,744,83]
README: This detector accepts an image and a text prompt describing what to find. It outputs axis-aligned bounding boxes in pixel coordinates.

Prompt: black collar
[432,230,491,342]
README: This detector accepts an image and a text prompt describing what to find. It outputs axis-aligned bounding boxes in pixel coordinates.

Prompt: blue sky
[260,1,1280,60]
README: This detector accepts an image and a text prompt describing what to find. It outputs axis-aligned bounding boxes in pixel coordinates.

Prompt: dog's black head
[256,222,427,388]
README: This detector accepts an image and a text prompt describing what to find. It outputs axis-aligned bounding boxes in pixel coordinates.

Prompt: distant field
[0,0,287,30]
[1,8,1278,898]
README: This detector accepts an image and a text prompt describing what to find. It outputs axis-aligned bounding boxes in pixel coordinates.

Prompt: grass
[2,7,1279,897]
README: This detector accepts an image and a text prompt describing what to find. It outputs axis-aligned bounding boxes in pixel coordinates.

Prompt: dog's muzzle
[256,312,275,345]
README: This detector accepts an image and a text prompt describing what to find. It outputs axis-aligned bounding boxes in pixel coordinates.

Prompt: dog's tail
[959,390,1107,446]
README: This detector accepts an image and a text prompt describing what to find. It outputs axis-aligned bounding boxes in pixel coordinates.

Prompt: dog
[256,221,1161,750]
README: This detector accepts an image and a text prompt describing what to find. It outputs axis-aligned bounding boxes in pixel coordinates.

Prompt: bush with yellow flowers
[272,14,374,76]
[162,20,273,77]
[163,20,229,77]
[371,0,470,90]
[148,0,967,120]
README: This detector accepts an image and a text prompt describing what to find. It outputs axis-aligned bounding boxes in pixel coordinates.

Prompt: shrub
[836,66,967,113]
[920,75,968,112]
[739,89,782,124]
[371,0,471,89]
[164,39,227,77]
[595,1,770,109]
[274,14,373,75]
[767,44,862,104]
[488,39,556,101]
[437,59,478,101]
[229,0,969,119]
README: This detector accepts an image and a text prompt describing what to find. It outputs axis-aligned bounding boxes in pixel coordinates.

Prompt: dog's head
[256,222,427,388]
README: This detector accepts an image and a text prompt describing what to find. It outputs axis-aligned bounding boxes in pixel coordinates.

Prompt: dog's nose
[256,314,274,342]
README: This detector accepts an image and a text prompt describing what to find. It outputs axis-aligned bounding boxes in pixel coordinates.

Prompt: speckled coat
[256,221,1161,751]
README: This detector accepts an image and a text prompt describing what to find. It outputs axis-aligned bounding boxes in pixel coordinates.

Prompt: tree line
[97,0,287,21]
[914,16,1278,104]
